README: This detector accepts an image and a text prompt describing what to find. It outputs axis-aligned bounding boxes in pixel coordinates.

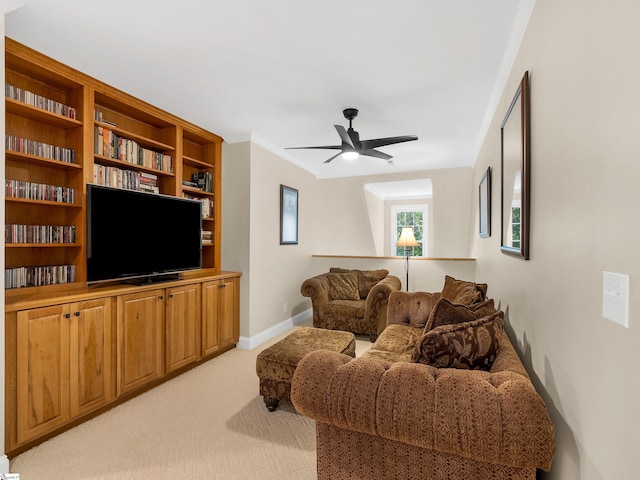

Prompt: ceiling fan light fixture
[285,108,418,165]
[342,151,359,161]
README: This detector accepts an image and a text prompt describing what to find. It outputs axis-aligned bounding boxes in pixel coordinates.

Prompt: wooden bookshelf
[4,37,224,295]
[4,38,238,457]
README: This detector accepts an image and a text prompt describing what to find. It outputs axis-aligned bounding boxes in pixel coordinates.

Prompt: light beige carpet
[10,324,370,480]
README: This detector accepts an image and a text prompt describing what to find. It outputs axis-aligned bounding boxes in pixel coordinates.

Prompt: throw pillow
[424,298,478,331]
[411,310,504,370]
[468,298,497,318]
[329,267,351,273]
[330,267,388,298]
[440,275,488,306]
[327,272,360,301]
[356,269,389,298]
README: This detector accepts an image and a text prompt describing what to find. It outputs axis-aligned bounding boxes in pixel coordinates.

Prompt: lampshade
[342,151,359,160]
[396,227,418,247]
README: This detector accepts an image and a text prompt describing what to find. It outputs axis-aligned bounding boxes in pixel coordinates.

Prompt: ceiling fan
[286,108,418,164]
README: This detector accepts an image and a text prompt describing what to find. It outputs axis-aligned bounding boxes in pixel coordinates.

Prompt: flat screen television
[87,184,202,284]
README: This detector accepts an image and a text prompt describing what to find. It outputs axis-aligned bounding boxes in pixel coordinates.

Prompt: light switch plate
[603,271,629,328]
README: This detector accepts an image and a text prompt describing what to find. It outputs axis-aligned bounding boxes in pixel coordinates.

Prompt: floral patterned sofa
[291,276,556,480]
[300,268,401,341]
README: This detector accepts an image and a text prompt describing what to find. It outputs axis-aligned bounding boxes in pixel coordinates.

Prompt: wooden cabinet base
[6,341,236,458]
[5,271,240,457]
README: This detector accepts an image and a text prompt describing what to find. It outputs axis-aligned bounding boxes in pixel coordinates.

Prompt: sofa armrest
[365,275,401,333]
[292,350,389,434]
[301,275,330,304]
[291,350,555,472]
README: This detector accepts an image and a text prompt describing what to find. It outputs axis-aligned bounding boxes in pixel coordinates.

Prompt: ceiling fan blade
[323,152,344,164]
[361,135,418,150]
[361,148,393,161]
[285,145,342,150]
[347,129,362,150]
[334,125,354,148]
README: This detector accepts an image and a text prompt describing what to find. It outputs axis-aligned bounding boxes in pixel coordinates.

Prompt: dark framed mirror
[479,167,491,238]
[500,71,530,259]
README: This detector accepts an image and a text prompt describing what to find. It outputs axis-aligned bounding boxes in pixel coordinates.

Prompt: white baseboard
[0,454,9,473]
[237,308,311,350]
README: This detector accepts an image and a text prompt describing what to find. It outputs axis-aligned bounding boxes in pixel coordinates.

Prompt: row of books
[5,224,76,244]
[139,171,159,194]
[5,264,76,289]
[6,134,76,163]
[202,230,213,245]
[93,164,159,194]
[94,126,173,173]
[183,193,213,219]
[6,83,77,119]
[5,179,76,204]
[192,171,213,192]
[94,110,115,126]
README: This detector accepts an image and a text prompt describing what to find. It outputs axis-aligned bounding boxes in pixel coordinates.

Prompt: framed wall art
[500,71,530,259]
[280,184,299,245]
[479,166,491,238]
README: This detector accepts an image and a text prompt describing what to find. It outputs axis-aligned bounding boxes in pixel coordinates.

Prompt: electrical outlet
[603,271,629,328]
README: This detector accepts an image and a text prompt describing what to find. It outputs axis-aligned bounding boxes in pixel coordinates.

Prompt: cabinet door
[202,278,239,356]
[117,290,164,396]
[69,298,114,417]
[16,305,70,444]
[166,283,201,372]
[219,277,239,349]
[201,280,221,356]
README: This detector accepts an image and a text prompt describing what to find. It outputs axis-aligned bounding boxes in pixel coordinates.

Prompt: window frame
[390,204,427,257]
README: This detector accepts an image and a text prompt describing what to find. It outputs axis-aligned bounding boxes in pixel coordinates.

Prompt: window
[511,204,521,248]
[391,205,427,256]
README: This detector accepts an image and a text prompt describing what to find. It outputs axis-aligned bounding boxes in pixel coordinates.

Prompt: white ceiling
[365,179,433,201]
[5,0,534,180]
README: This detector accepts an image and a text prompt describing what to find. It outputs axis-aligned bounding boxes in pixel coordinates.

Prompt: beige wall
[364,189,385,256]
[221,141,251,337]
[222,142,321,339]
[470,0,640,478]
[222,144,476,340]
[315,168,473,258]
[430,168,474,257]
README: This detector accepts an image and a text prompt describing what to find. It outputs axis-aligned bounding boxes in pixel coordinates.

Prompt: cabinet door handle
[74,311,81,317]
[64,313,71,319]
[169,294,174,298]
[159,295,164,300]
[219,284,226,289]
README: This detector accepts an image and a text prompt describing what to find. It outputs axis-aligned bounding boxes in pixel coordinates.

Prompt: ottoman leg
[263,396,279,412]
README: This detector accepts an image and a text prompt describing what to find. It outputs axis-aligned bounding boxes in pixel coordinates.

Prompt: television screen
[87,184,202,283]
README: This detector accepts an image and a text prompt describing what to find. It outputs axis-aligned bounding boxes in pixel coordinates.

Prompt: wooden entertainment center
[4,38,241,455]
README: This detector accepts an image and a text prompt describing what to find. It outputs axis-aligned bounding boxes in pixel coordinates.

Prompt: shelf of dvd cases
[5,264,76,289]
[6,97,81,128]
[5,178,78,206]
[5,40,85,293]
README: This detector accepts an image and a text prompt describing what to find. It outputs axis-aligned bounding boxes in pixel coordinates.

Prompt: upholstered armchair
[300,268,401,341]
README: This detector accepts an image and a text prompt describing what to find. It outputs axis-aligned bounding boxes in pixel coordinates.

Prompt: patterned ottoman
[256,327,356,411]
